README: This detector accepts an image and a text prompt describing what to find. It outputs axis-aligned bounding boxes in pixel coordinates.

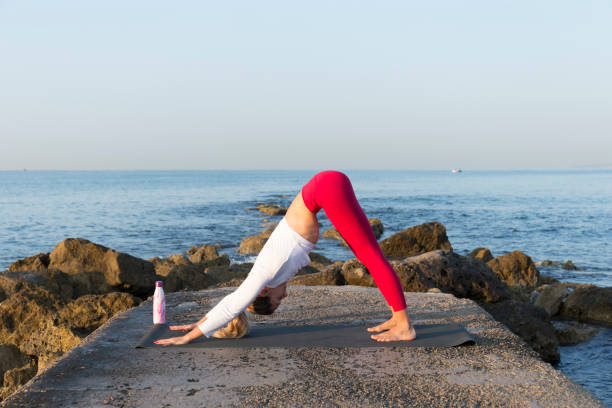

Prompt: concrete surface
[1,286,605,407]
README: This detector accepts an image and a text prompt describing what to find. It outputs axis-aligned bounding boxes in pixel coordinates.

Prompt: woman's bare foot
[367,309,416,342]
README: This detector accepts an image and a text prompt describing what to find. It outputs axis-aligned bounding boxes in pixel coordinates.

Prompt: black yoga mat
[135,323,474,349]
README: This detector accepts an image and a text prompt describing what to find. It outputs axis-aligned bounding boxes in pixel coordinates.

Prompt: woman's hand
[169,323,196,332]
[154,335,191,346]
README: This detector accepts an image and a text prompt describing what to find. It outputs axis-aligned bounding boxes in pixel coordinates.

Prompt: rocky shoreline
[1,204,610,402]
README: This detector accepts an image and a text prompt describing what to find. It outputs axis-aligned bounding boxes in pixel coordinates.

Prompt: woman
[155,171,416,346]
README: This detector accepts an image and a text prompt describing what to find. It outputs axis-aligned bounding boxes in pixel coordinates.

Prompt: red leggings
[301,171,407,312]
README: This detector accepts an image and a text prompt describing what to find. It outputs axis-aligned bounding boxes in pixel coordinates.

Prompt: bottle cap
[155,281,163,287]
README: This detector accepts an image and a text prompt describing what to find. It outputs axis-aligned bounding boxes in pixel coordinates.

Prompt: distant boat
[451,169,463,173]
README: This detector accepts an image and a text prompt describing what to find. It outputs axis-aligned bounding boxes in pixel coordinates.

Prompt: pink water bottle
[153,281,166,324]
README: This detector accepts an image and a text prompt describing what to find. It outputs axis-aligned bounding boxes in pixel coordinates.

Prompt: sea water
[0,169,610,403]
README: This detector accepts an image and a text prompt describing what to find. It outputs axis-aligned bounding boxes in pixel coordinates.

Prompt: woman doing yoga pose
[155,171,416,346]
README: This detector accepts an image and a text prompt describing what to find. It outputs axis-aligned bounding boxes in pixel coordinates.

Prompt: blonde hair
[211,311,250,338]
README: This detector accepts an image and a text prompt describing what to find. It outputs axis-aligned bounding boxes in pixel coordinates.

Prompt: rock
[0,280,63,348]
[19,319,82,370]
[553,321,600,346]
[48,238,156,298]
[8,253,50,272]
[487,251,539,287]
[189,245,220,264]
[59,292,141,335]
[0,345,33,387]
[289,263,346,286]
[533,283,568,316]
[467,248,494,263]
[561,260,581,270]
[323,219,384,246]
[204,265,249,284]
[309,252,332,269]
[341,250,509,303]
[482,300,560,364]
[1,269,76,300]
[394,251,510,303]
[342,259,376,287]
[538,275,560,285]
[379,222,452,258]
[0,345,36,400]
[535,260,558,267]
[559,286,612,326]
[238,228,274,254]
[257,204,287,216]
[152,257,216,293]
[0,359,37,400]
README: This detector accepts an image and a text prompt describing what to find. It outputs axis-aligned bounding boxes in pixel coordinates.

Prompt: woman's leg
[301,171,415,341]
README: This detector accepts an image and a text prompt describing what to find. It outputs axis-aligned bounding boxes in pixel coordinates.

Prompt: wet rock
[559,286,612,326]
[48,238,156,298]
[482,300,560,364]
[535,260,558,267]
[342,250,509,304]
[289,263,346,286]
[257,204,287,216]
[487,251,539,288]
[238,228,274,254]
[8,253,50,272]
[561,260,581,270]
[533,283,568,316]
[59,292,141,335]
[379,222,452,258]
[553,321,600,346]
[189,245,221,264]
[467,248,494,263]
[323,219,384,245]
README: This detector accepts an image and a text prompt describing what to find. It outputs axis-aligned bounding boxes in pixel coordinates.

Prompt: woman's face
[263,282,288,312]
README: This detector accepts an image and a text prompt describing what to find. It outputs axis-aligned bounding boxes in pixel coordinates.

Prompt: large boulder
[290,263,346,286]
[341,250,509,303]
[8,253,50,272]
[467,248,494,263]
[379,222,452,258]
[559,286,612,326]
[487,250,539,287]
[533,283,568,316]
[48,238,156,297]
[238,228,274,255]
[323,219,384,246]
[482,300,560,364]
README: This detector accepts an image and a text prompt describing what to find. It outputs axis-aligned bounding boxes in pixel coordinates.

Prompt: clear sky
[1,1,611,170]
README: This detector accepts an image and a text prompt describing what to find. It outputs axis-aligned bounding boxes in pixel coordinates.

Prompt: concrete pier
[1,286,604,407]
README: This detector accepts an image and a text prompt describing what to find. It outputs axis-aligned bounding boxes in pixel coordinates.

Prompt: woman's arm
[154,267,270,346]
